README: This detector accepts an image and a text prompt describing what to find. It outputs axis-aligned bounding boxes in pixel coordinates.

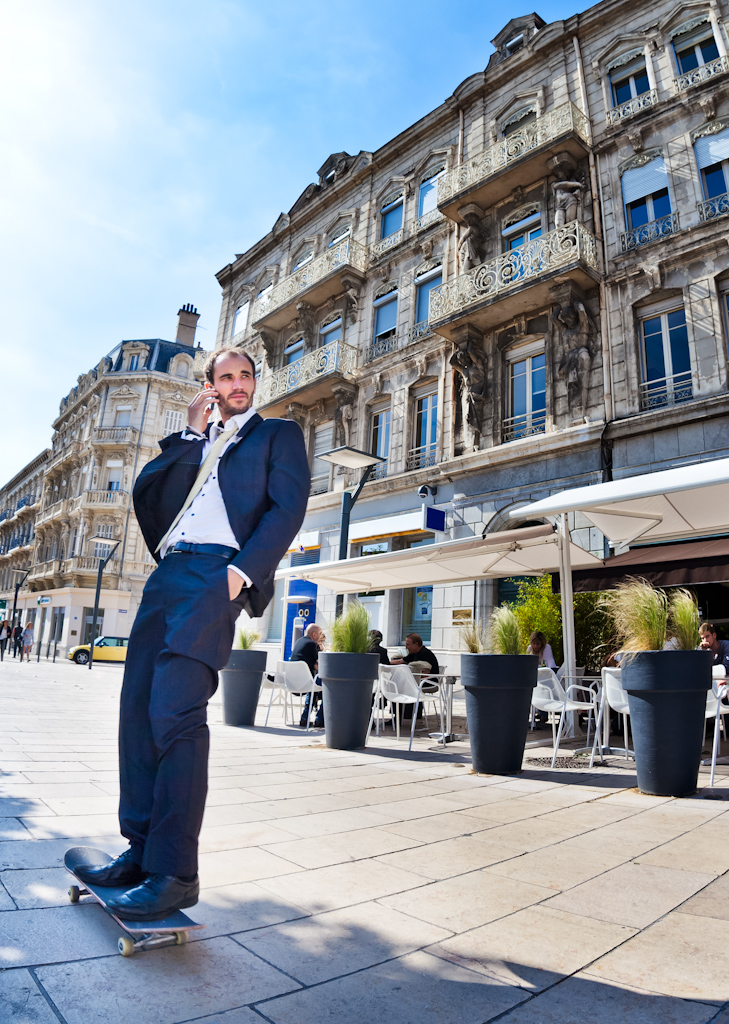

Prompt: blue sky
[1,0,577,483]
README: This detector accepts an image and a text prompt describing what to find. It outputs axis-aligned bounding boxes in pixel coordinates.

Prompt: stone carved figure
[551,301,596,422]
[552,179,584,227]
[296,302,316,348]
[341,279,359,324]
[333,385,356,448]
[458,207,486,271]
[450,336,488,433]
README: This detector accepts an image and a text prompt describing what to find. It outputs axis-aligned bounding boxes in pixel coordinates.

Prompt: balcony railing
[83,489,128,505]
[429,222,598,325]
[0,510,10,523]
[698,192,729,222]
[125,560,155,576]
[15,494,36,512]
[251,237,368,324]
[370,230,404,260]
[93,427,138,444]
[406,444,438,472]
[364,321,434,364]
[606,89,658,125]
[256,340,356,407]
[437,102,591,207]
[371,460,388,481]
[675,54,729,93]
[620,212,679,252]
[310,477,329,497]
[414,209,443,233]
[502,411,547,443]
[70,556,120,573]
[639,372,693,411]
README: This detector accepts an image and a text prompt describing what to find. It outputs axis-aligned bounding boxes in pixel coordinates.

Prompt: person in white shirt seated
[528,631,557,727]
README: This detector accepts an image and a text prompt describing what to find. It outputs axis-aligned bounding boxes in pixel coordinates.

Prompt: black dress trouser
[118,552,240,877]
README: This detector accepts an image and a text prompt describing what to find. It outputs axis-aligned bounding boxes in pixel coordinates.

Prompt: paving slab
[640,822,729,875]
[0,834,127,870]
[261,826,423,869]
[257,859,426,914]
[190,881,308,939]
[0,967,61,1024]
[0,903,121,967]
[379,810,497,842]
[259,948,529,1024]
[36,936,299,1024]
[376,834,524,880]
[586,912,729,1003]
[1,867,79,909]
[677,871,729,920]
[485,837,629,891]
[494,972,718,1024]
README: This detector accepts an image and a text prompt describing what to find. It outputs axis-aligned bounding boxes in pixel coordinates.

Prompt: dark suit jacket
[133,413,310,618]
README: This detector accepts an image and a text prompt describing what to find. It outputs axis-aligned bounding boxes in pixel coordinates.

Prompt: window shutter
[621,158,668,203]
[695,128,729,169]
[163,410,184,436]
[374,297,398,336]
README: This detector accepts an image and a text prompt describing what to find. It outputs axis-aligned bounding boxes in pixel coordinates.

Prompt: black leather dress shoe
[106,873,200,921]
[73,848,146,888]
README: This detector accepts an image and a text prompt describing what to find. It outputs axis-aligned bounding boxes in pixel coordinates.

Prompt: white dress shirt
[162,408,256,587]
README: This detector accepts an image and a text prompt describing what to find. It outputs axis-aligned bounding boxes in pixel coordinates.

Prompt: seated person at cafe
[391,633,439,720]
[369,630,390,666]
[291,623,325,728]
[527,631,556,725]
[699,622,729,673]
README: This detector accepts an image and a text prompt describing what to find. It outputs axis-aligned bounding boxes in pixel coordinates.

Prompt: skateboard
[64,846,205,957]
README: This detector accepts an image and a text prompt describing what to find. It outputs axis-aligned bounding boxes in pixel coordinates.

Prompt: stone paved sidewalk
[2,657,729,1024]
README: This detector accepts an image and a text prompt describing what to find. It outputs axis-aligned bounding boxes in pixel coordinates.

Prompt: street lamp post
[317,446,385,616]
[9,569,30,631]
[88,540,120,670]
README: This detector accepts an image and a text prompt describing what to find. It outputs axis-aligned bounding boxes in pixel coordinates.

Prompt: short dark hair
[204,347,256,384]
[700,622,717,635]
[405,633,423,646]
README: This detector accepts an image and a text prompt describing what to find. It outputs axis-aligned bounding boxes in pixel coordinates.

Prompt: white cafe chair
[265,660,322,730]
[706,667,729,786]
[531,667,599,769]
[592,667,633,766]
[368,665,444,751]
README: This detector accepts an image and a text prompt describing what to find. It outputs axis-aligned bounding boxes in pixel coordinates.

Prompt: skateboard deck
[64,846,204,956]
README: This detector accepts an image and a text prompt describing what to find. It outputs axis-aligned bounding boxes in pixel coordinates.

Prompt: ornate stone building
[0,452,50,621]
[215,0,729,658]
[1,307,207,652]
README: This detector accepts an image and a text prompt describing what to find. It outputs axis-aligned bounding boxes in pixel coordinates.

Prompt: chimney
[175,304,200,347]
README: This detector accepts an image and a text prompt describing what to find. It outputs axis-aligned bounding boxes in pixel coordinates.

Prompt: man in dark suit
[72,348,310,920]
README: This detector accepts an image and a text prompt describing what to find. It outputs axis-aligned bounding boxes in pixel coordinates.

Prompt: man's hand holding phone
[188,385,219,433]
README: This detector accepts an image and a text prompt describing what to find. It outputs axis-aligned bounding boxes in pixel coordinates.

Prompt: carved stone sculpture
[256,330,276,367]
[296,301,316,349]
[332,383,356,447]
[551,301,596,422]
[552,178,584,227]
[341,278,359,324]
[457,204,486,271]
[450,328,487,434]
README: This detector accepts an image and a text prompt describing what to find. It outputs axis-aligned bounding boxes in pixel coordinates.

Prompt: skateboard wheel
[68,886,80,904]
[118,936,135,957]
[175,931,188,945]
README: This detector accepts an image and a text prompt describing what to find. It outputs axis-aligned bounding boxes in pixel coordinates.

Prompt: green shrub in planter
[319,601,379,750]
[220,626,266,728]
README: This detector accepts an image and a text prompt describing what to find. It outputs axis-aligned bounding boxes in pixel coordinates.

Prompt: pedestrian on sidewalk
[70,348,310,923]
[12,623,23,658]
[0,619,9,661]
[21,621,34,662]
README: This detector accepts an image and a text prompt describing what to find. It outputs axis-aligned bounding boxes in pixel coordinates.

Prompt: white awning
[511,457,729,545]
[276,524,601,595]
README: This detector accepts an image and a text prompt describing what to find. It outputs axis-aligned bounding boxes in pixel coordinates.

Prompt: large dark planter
[462,654,538,775]
[220,649,268,728]
[319,652,379,750]
[623,649,712,797]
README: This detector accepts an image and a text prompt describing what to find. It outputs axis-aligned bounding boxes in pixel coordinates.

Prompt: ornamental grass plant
[605,577,667,652]
[232,626,261,650]
[330,600,371,654]
[458,618,487,654]
[668,588,700,651]
[488,605,523,655]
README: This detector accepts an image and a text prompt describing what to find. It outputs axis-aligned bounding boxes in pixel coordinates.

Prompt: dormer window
[674,22,719,73]
[324,168,336,183]
[506,33,524,56]
[129,354,141,371]
[292,249,314,272]
[257,283,273,305]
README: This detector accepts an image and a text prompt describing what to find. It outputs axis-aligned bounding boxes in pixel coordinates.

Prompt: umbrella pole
[558,514,579,741]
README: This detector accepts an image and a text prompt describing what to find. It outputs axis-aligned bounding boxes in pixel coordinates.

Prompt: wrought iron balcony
[606,89,658,125]
[437,102,591,220]
[251,237,368,331]
[429,221,599,339]
[406,444,438,472]
[414,209,443,233]
[698,193,729,222]
[255,340,356,414]
[370,230,404,260]
[639,372,693,411]
[620,212,679,252]
[365,321,434,364]
[92,427,138,445]
[15,494,36,512]
[371,460,388,481]
[0,510,10,523]
[675,54,729,93]
[502,411,547,443]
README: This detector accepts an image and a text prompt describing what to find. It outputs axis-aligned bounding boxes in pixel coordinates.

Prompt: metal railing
[639,371,693,411]
[437,102,591,206]
[250,237,368,324]
[255,340,356,407]
[606,89,658,125]
[414,209,443,232]
[15,494,36,511]
[698,192,729,222]
[366,331,399,362]
[370,229,404,260]
[309,478,330,496]
[406,444,438,471]
[371,460,388,481]
[620,212,679,252]
[429,221,598,324]
[502,410,547,443]
[93,427,138,444]
[674,54,729,93]
[0,510,10,523]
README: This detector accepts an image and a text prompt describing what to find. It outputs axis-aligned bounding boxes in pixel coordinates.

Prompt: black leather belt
[165,542,237,559]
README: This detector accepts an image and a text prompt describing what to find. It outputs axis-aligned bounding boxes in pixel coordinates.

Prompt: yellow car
[68,636,129,665]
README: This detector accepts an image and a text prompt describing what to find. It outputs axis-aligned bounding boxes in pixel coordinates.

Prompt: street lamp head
[317,446,385,471]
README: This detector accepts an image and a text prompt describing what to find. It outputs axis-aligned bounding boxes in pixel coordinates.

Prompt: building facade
[1,307,207,654]
[0,451,50,623]
[214,0,729,661]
